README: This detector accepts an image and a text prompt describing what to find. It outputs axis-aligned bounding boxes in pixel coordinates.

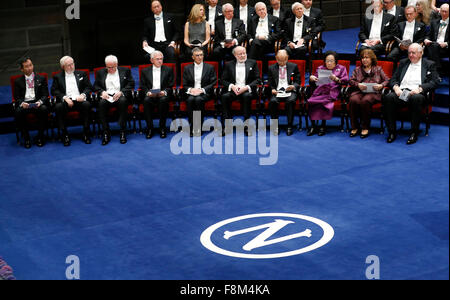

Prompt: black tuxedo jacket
[51,70,93,102]
[426,18,449,43]
[385,6,405,25]
[283,15,316,45]
[248,14,282,43]
[389,58,439,94]
[205,5,223,24]
[182,63,217,97]
[214,18,246,47]
[93,67,135,97]
[142,13,180,45]
[220,59,261,93]
[139,65,174,97]
[267,62,301,91]
[13,73,49,107]
[395,20,426,44]
[234,5,256,25]
[306,7,325,33]
[268,6,292,25]
[359,12,396,44]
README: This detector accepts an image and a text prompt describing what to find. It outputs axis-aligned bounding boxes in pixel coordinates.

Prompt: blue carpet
[0,117,448,279]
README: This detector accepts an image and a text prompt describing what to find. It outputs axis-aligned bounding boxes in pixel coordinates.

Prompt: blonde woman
[183,4,211,59]
[416,0,432,25]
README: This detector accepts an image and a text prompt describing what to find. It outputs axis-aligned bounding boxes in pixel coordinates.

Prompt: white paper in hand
[399,89,410,102]
[317,69,333,86]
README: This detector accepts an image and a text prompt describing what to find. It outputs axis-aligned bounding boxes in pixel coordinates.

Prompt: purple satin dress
[308,64,348,121]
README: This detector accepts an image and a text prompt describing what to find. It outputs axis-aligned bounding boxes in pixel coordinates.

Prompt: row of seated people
[143,0,448,73]
[13,42,439,149]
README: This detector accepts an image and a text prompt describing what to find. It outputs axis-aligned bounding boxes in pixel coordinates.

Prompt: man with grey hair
[383,43,439,144]
[139,51,174,139]
[93,55,135,145]
[283,2,316,59]
[51,56,93,146]
[383,0,406,24]
[247,1,282,59]
[220,46,261,136]
[212,3,246,61]
[424,3,448,72]
[387,5,426,62]
[358,0,396,56]
[268,0,292,25]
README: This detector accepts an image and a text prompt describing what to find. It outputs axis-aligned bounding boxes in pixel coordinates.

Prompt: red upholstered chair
[92,65,135,134]
[263,60,307,130]
[135,63,177,133]
[178,61,220,130]
[10,73,52,144]
[306,60,350,132]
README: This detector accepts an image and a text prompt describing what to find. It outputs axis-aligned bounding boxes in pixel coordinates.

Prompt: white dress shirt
[272,8,280,18]
[65,72,81,100]
[24,73,35,101]
[293,17,304,42]
[154,13,167,42]
[105,70,121,95]
[304,7,311,17]
[152,66,161,90]
[208,6,217,32]
[437,19,449,43]
[386,6,396,16]
[256,16,269,39]
[368,11,383,41]
[402,20,415,41]
[277,66,289,90]
[239,5,248,30]
[400,60,422,90]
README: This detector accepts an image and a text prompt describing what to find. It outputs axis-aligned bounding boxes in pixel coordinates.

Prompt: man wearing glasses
[383,0,406,25]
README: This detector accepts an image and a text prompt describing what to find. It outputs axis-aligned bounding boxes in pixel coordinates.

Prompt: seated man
[383,43,439,145]
[140,51,175,139]
[93,55,135,145]
[267,50,301,136]
[13,57,49,148]
[234,0,256,32]
[283,2,316,60]
[51,56,93,146]
[358,0,396,56]
[424,3,449,72]
[383,0,406,25]
[182,47,217,137]
[142,0,180,63]
[387,5,426,62]
[301,0,326,50]
[247,1,282,60]
[220,46,261,136]
[213,3,246,62]
[268,0,292,26]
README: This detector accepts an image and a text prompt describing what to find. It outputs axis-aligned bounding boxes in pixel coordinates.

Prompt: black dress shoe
[306,127,317,136]
[36,137,44,147]
[120,131,127,144]
[360,130,369,139]
[386,133,396,143]
[286,127,293,136]
[349,130,359,137]
[146,128,153,139]
[24,139,32,149]
[102,131,110,146]
[160,128,167,139]
[63,134,71,147]
[82,133,91,144]
[318,127,326,136]
[406,132,418,145]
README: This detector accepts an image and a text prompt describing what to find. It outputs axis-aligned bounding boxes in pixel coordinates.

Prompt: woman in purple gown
[307,51,348,136]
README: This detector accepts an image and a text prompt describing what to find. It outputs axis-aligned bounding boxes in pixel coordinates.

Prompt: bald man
[220,46,261,136]
[267,50,301,135]
[383,43,439,144]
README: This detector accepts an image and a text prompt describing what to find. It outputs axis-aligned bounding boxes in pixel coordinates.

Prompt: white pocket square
[386,22,390,26]
[79,77,83,80]
[427,71,431,75]
[417,27,421,31]
[168,20,171,22]
[250,68,253,70]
